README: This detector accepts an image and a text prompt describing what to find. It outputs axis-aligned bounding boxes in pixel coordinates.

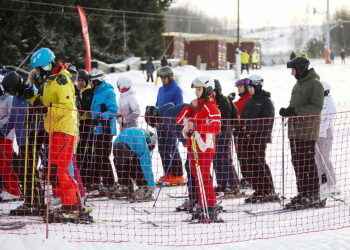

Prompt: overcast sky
[170,0,349,28]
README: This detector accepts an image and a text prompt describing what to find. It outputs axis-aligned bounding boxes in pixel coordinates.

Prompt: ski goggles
[235,78,251,86]
[157,72,168,78]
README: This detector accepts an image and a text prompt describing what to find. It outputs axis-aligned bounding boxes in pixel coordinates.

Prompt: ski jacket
[91,81,118,135]
[156,79,183,107]
[319,95,336,138]
[28,62,78,136]
[113,127,155,187]
[0,93,14,140]
[145,59,155,74]
[235,92,252,117]
[241,52,250,64]
[118,88,140,131]
[251,53,258,63]
[215,93,238,136]
[287,68,324,140]
[176,97,221,153]
[240,90,275,144]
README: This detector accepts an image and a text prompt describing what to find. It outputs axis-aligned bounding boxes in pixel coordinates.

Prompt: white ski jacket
[117,88,140,132]
[319,95,336,138]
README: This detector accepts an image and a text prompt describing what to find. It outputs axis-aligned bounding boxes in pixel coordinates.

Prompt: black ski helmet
[1,71,24,93]
[145,105,159,128]
[78,69,89,86]
[287,56,310,80]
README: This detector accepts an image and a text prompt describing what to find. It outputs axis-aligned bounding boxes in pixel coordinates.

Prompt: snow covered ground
[1,59,350,249]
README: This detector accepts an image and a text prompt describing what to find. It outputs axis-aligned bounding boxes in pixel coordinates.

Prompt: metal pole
[123,12,127,54]
[235,0,241,79]
[326,0,330,49]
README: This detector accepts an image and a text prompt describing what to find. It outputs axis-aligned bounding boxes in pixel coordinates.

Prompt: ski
[0,222,26,230]
[329,194,346,203]
[131,207,151,214]
[167,194,188,199]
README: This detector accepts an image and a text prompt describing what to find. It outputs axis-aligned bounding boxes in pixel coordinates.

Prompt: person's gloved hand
[22,87,34,99]
[228,92,236,102]
[117,116,123,124]
[279,107,296,117]
[33,97,48,114]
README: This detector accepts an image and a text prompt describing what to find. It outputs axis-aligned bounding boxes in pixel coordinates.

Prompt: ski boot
[285,193,327,210]
[108,186,133,199]
[197,206,224,223]
[46,207,93,224]
[129,187,155,203]
[176,199,194,212]
[224,186,245,197]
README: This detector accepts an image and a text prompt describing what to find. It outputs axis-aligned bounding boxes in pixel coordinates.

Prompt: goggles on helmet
[235,78,251,86]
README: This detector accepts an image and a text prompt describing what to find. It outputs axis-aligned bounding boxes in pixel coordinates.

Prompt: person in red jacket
[177,76,222,223]
[233,78,252,117]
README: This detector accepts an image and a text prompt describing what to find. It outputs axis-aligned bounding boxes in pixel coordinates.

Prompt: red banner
[77,5,91,72]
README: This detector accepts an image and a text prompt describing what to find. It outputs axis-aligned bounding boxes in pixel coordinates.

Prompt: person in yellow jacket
[27,48,88,221]
[300,50,308,58]
[251,51,259,70]
[241,50,250,74]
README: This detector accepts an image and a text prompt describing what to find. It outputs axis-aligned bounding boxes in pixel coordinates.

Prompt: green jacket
[287,68,324,140]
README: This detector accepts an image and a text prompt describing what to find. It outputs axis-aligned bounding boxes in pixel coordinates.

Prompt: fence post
[282,117,285,207]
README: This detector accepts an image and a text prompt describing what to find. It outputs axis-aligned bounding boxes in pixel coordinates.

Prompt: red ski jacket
[235,93,252,117]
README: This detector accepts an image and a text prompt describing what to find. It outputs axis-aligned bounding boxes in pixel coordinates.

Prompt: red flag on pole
[76,5,91,72]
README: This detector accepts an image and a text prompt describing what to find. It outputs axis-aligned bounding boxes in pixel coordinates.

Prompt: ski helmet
[191,76,215,98]
[157,66,174,78]
[30,48,55,70]
[88,68,105,85]
[78,69,89,86]
[1,71,24,93]
[117,76,132,90]
[145,105,158,128]
[248,75,264,87]
[287,56,310,80]
[214,79,222,95]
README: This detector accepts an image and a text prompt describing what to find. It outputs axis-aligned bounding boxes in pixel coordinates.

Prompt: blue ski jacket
[156,80,183,107]
[113,127,155,187]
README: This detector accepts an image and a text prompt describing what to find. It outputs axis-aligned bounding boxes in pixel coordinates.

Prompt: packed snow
[1,59,350,249]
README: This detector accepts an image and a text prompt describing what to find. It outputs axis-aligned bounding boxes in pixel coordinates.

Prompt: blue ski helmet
[30,48,55,69]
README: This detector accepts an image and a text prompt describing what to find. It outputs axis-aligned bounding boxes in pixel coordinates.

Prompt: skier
[88,68,118,196]
[330,50,335,64]
[1,71,45,215]
[290,51,296,61]
[0,71,21,206]
[144,102,196,212]
[280,56,325,210]
[145,57,155,82]
[240,75,279,203]
[240,50,250,74]
[75,69,95,190]
[212,79,240,196]
[228,78,252,189]
[161,55,169,67]
[27,47,91,222]
[176,76,222,223]
[116,76,140,133]
[111,127,156,202]
[155,66,184,185]
[340,49,346,64]
[316,81,339,196]
[251,51,259,70]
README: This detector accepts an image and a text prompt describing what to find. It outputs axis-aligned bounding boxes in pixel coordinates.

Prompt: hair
[194,96,210,113]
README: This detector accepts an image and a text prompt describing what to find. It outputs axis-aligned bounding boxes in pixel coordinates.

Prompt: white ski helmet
[321,81,331,92]
[191,76,215,98]
[88,68,105,84]
[248,75,264,86]
[117,76,132,89]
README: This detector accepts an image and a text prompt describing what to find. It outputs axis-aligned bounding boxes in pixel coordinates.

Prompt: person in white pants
[316,81,339,196]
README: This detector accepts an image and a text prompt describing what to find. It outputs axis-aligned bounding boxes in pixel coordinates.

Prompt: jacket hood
[48,61,69,78]
[298,68,320,83]
[120,87,136,97]
[253,89,271,99]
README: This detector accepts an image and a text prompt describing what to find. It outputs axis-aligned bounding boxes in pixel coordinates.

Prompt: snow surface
[1,59,350,249]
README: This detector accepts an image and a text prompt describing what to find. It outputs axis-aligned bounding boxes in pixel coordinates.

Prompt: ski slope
[1,59,350,249]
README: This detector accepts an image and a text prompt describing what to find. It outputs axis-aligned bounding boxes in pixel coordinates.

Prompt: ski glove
[91,117,101,127]
[33,97,48,114]
[22,87,34,99]
[228,92,236,102]
[279,107,296,117]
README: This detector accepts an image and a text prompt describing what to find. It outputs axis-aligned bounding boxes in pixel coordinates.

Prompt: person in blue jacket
[155,66,184,184]
[112,127,156,202]
[1,71,45,215]
[88,69,118,195]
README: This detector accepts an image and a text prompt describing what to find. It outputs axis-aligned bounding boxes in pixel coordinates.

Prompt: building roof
[162,32,261,43]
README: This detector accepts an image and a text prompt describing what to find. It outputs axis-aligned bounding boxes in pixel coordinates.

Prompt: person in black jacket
[213,80,240,196]
[145,57,155,82]
[76,69,95,189]
[240,75,279,203]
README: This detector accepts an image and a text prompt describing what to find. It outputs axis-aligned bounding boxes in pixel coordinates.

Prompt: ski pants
[315,128,336,185]
[235,136,253,184]
[114,142,147,188]
[0,139,21,196]
[213,135,239,188]
[157,128,183,177]
[49,132,79,206]
[244,141,275,193]
[241,63,249,74]
[188,145,216,208]
[290,139,320,196]
[93,133,115,187]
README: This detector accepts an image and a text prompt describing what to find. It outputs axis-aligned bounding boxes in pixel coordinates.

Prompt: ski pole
[153,139,180,208]
[23,109,29,198]
[30,113,38,208]
[191,135,209,219]
[315,143,335,185]
[282,117,285,206]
